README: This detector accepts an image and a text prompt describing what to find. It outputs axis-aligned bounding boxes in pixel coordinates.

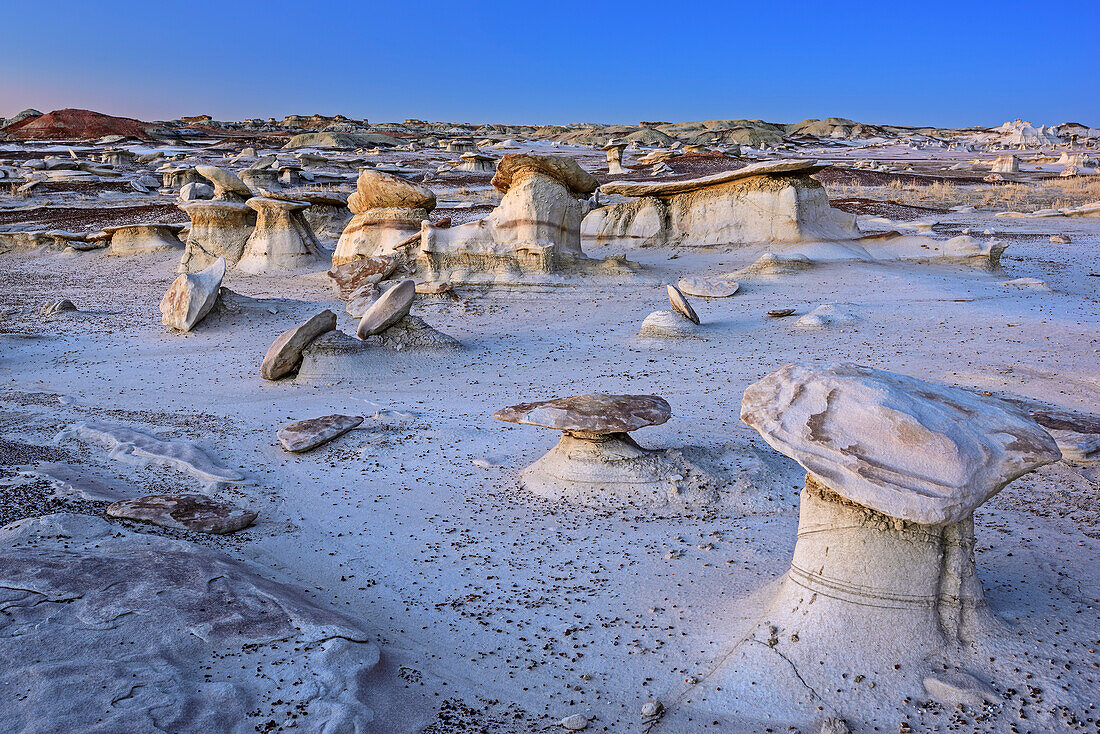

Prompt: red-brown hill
[2,108,166,140]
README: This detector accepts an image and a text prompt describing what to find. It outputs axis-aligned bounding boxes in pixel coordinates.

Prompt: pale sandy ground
[0,141,1098,733]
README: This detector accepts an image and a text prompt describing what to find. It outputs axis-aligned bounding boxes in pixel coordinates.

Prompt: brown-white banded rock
[459,152,497,172]
[703,363,1061,723]
[666,284,700,324]
[236,197,326,274]
[327,255,398,299]
[107,493,257,534]
[494,393,697,508]
[195,164,252,201]
[356,279,415,338]
[266,188,351,244]
[260,310,336,380]
[161,166,204,190]
[178,199,256,273]
[277,414,363,452]
[333,170,435,265]
[991,154,1019,173]
[415,280,453,295]
[104,223,185,256]
[160,257,225,332]
[419,155,599,281]
[603,140,628,175]
[583,159,859,248]
[677,275,739,298]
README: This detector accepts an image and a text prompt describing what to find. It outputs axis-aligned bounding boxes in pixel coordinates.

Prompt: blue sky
[2,0,1097,127]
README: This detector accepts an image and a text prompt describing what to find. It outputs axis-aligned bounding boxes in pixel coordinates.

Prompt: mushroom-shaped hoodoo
[332,169,436,265]
[701,363,1061,725]
[494,393,693,507]
[236,196,326,274]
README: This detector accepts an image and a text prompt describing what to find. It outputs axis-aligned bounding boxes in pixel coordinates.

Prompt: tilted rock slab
[260,310,336,380]
[277,414,364,452]
[357,279,415,338]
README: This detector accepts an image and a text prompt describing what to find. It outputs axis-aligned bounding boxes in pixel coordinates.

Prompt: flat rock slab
[107,493,257,534]
[677,276,739,298]
[495,392,671,434]
[278,414,363,452]
[601,159,824,197]
[327,256,397,299]
[261,310,336,380]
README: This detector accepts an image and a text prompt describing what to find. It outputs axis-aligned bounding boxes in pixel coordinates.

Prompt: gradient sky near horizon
[3,0,1097,128]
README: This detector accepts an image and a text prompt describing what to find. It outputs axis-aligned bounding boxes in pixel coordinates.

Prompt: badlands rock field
[1,110,1098,734]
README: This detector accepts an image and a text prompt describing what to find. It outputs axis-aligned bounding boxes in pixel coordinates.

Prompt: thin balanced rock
[278,415,363,452]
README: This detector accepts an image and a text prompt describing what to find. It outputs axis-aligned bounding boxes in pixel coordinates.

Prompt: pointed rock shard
[277,414,363,452]
[107,493,257,534]
[666,284,700,324]
[260,310,336,380]
[345,283,380,317]
[356,280,415,338]
[160,257,225,332]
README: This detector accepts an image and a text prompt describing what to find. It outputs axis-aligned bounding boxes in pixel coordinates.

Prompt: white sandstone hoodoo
[603,140,628,175]
[332,169,436,265]
[178,199,256,273]
[236,196,326,274]
[584,159,859,248]
[104,223,185,256]
[700,363,1061,725]
[494,393,696,507]
[418,154,601,282]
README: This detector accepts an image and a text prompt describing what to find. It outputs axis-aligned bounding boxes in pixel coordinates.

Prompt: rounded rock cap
[491,154,599,196]
[494,393,671,434]
[348,169,436,213]
[194,164,251,195]
[740,363,1061,525]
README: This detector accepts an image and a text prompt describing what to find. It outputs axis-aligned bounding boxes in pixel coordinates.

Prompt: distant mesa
[1,108,170,141]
